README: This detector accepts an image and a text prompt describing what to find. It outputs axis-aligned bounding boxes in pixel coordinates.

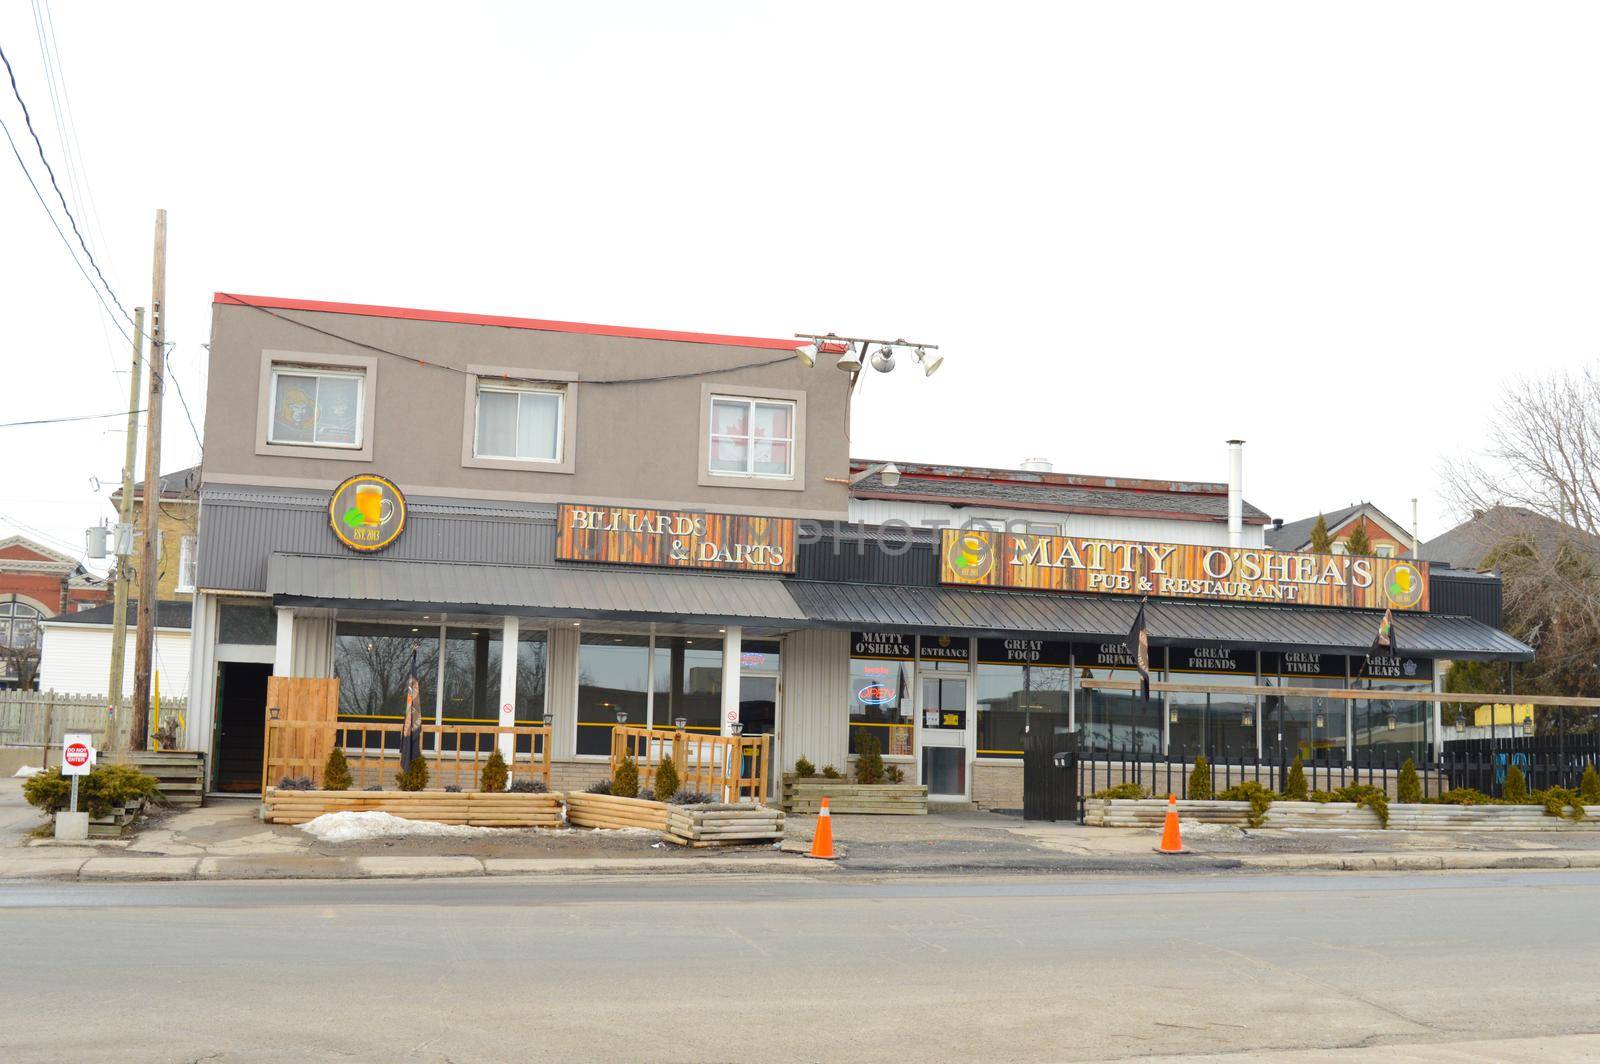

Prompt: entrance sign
[556,504,795,574]
[61,733,94,776]
[329,473,407,552]
[941,529,1430,611]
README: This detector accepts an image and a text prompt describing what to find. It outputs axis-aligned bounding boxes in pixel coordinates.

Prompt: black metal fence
[1077,743,1600,820]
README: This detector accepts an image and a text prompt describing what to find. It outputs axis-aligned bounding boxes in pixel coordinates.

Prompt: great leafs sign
[940,529,1428,611]
[556,504,795,574]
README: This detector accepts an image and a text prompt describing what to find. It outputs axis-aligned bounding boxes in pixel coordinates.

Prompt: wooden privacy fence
[610,725,770,802]
[262,720,552,793]
[0,691,188,757]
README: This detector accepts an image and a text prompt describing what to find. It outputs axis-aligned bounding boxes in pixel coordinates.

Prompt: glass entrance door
[739,673,779,798]
[918,675,969,799]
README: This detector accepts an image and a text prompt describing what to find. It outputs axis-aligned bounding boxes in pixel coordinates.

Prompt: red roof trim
[213,293,805,352]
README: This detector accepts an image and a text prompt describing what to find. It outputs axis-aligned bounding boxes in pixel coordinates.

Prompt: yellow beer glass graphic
[354,483,394,526]
[1386,563,1423,608]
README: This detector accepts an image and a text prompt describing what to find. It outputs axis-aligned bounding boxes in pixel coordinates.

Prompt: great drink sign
[940,528,1429,611]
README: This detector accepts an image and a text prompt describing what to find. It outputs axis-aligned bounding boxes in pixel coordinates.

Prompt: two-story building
[187,292,1532,802]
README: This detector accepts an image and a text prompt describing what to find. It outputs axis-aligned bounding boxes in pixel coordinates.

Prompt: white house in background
[37,599,193,699]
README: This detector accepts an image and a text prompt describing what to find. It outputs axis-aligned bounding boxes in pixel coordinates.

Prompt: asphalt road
[2,871,1598,1063]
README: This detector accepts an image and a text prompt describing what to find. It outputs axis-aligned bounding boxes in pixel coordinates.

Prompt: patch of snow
[297,811,514,842]
[11,765,43,778]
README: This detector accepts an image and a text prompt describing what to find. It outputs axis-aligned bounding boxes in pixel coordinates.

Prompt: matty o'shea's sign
[556,504,795,574]
[941,528,1429,611]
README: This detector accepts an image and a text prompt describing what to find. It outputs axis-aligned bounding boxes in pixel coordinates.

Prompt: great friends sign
[940,528,1429,611]
[556,504,795,574]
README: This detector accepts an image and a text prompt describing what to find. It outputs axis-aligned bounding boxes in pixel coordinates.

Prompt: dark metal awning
[266,553,1532,661]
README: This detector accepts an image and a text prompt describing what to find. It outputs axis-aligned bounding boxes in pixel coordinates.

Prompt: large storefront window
[849,632,914,756]
[1074,641,1163,754]
[513,630,547,722]
[1261,651,1347,763]
[335,622,442,718]
[577,633,650,756]
[975,639,1071,759]
[442,626,501,723]
[1166,646,1257,758]
[1354,655,1433,762]
[652,636,723,733]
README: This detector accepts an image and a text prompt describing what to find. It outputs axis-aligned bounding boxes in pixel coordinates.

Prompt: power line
[0,409,144,429]
[0,41,132,328]
[164,345,203,450]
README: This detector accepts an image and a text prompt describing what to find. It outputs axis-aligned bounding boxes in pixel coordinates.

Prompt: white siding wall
[780,628,849,772]
[290,612,336,678]
[39,625,192,698]
[546,625,580,759]
[848,498,1264,547]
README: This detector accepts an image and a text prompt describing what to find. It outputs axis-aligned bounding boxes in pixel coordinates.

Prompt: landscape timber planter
[564,791,669,831]
[84,799,146,838]
[261,789,564,828]
[1084,798,1600,831]
[781,776,928,815]
[664,804,785,848]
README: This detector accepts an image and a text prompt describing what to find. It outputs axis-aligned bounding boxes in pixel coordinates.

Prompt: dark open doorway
[214,662,272,792]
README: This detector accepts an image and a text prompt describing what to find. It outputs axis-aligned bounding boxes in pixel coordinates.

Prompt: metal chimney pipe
[1226,440,1244,548]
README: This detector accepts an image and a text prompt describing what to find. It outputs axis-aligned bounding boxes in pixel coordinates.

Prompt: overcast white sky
[3,2,1598,573]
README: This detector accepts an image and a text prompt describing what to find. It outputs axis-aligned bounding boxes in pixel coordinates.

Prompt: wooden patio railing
[610,725,770,803]
[262,720,552,793]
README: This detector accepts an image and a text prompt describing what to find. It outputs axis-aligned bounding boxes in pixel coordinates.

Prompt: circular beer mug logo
[329,473,407,552]
[949,531,995,581]
[1385,562,1424,608]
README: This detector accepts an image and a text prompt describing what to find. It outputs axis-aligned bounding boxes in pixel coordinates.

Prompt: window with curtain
[334,622,440,718]
[269,366,364,446]
[576,633,650,756]
[651,636,723,732]
[707,395,794,477]
[474,382,563,461]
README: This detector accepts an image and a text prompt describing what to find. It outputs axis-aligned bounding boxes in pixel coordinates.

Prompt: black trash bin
[1023,726,1079,821]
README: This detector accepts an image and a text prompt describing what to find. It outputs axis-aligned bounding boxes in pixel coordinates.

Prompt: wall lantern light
[1314,714,1325,729]
[615,710,628,725]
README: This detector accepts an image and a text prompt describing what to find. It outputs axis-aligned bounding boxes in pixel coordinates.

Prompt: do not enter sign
[62,733,94,776]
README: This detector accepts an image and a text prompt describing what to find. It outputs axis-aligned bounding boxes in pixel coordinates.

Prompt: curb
[1239,851,1600,871]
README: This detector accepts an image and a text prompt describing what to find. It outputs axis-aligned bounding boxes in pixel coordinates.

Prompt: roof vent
[1020,457,1052,473]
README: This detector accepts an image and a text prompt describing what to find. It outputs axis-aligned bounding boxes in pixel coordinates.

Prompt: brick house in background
[110,466,201,600]
[1265,502,1414,558]
[0,536,108,688]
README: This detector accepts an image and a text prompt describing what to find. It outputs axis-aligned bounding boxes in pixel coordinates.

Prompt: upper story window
[1375,543,1397,558]
[269,366,365,448]
[474,383,564,462]
[708,396,795,479]
[0,600,43,649]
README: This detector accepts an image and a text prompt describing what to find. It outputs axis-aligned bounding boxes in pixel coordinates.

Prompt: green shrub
[395,756,430,792]
[821,764,841,779]
[612,755,639,798]
[654,756,680,801]
[1330,783,1389,828]
[1534,787,1586,821]
[479,749,509,793]
[1187,756,1213,800]
[1436,787,1493,805]
[1217,780,1274,827]
[322,748,353,792]
[854,732,885,785]
[1282,756,1308,801]
[1307,790,1338,803]
[1397,758,1421,804]
[1502,763,1528,803]
[585,779,612,795]
[24,764,162,818]
[794,757,817,778]
[1092,782,1149,800]
[1580,764,1600,805]
[885,764,906,784]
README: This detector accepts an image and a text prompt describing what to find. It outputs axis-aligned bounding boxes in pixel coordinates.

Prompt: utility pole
[131,209,166,752]
[106,306,145,728]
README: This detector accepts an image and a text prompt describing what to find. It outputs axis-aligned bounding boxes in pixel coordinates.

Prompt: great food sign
[556,504,795,574]
[940,529,1428,611]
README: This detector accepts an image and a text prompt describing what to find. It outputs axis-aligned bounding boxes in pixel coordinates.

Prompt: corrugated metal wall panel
[780,628,849,773]
[290,614,335,678]
[546,625,580,759]
[1429,571,1502,628]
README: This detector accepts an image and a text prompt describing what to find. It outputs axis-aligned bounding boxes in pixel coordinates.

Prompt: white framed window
[474,383,564,462]
[707,395,795,479]
[268,366,365,448]
[176,535,198,594]
[1375,544,1396,558]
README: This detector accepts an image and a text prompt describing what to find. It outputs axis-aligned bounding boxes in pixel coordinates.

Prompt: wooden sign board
[556,504,796,574]
[940,528,1429,611]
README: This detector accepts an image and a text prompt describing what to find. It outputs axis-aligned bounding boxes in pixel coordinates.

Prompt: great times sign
[556,504,795,574]
[940,529,1428,611]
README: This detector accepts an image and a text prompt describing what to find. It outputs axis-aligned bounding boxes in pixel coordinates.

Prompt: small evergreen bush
[480,749,509,793]
[669,790,716,805]
[1330,783,1389,828]
[1218,780,1274,827]
[854,733,885,785]
[885,764,906,784]
[794,757,816,778]
[24,764,162,818]
[1581,764,1600,805]
[612,755,639,798]
[322,748,353,792]
[821,764,842,779]
[1397,758,1422,804]
[1092,782,1148,800]
[585,779,612,795]
[1436,787,1493,805]
[508,779,548,793]
[443,784,462,793]
[1283,756,1308,801]
[1187,756,1214,800]
[395,756,429,792]
[1502,763,1528,803]
[278,776,315,791]
[654,756,680,801]
[1534,787,1586,821]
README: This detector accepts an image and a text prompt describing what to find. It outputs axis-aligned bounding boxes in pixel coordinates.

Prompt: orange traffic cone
[1155,793,1188,855]
[807,796,837,860]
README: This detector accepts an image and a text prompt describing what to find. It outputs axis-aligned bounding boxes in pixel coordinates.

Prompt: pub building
[185,294,1531,808]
